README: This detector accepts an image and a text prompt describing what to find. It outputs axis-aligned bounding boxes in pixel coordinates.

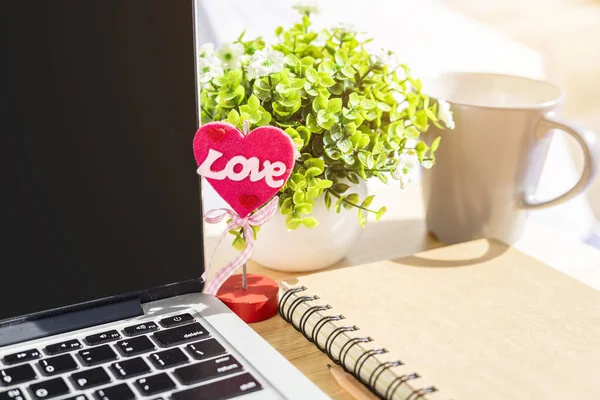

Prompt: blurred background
[195,0,600,248]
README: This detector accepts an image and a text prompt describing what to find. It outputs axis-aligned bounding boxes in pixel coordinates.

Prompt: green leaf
[319,74,336,87]
[306,113,322,132]
[301,56,316,67]
[318,60,336,73]
[324,191,332,210]
[430,136,441,152]
[334,195,345,213]
[358,210,367,228]
[248,94,260,110]
[338,137,353,153]
[293,190,305,204]
[357,136,370,150]
[286,218,302,230]
[304,158,325,172]
[295,203,313,215]
[313,94,328,112]
[285,54,300,66]
[358,152,368,167]
[316,178,333,189]
[251,224,261,240]
[375,206,387,222]
[305,67,319,83]
[344,193,359,209]
[227,109,240,127]
[328,98,343,113]
[306,186,320,200]
[347,173,360,184]
[334,50,347,66]
[361,195,375,208]
[425,108,438,122]
[361,98,376,110]
[305,167,322,178]
[377,102,392,112]
[332,182,350,193]
[366,154,375,169]
[348,92,360,108]
[232,235,246,252]
[405,126,420,139]
[280,197,294,215]
[302,217,319,228]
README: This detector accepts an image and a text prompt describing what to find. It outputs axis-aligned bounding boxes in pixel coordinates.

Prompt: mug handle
[521,113,599,210]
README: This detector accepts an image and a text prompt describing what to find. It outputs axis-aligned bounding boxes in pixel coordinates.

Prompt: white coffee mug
[421,72,599,244]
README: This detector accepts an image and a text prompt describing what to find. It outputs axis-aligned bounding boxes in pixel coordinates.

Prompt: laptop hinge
[0,298,143,347]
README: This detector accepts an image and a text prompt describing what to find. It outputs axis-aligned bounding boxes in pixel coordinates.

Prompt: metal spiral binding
[325,325,359,361]
[279,286,438,400]
[287,295,319,326]
[368,361,404,392]
[299,305,331,337]
[385,373,420,400]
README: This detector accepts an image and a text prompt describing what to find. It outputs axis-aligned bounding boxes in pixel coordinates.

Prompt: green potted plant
[197,4,454,271]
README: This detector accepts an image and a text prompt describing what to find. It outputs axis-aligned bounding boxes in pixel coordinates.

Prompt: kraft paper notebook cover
[278,239,600,400]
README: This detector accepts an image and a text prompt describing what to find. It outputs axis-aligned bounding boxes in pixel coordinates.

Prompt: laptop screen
[2,1,204,323]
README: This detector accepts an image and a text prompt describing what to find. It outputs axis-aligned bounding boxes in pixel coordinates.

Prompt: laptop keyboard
[0,313,263,399]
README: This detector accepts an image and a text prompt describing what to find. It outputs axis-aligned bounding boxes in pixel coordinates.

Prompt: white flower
[198,43,214,58]
[393,152,419,189]
[333,23,356,35]
[437,99,455,129]
[371,47,399,72]
[216,42,244,70]
[292,1,320,15]
[197,55,223,85]
[246,47,285,80]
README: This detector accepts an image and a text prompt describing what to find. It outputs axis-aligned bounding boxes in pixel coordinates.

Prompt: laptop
[2,1,326,399]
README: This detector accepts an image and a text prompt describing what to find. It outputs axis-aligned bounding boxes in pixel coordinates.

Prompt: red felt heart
[193,122,295,218]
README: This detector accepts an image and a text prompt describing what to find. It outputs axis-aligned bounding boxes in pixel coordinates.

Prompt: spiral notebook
[278,239,600,400]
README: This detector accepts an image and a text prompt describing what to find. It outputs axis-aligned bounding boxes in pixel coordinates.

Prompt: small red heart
[206,127,227,142]
[239,194,259,208]
[193,122,295,217]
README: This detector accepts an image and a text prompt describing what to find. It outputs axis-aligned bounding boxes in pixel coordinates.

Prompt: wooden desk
[205,185,600,399]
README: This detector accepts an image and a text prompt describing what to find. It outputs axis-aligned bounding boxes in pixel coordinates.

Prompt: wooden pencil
[328,364,380,400]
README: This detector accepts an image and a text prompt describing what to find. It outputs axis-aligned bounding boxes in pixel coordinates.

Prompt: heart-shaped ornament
[193,122,295,217]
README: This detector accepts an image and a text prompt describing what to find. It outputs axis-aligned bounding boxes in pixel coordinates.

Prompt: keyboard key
[45,339,82,355]
[123,322,158,337]
[1,364,37,386]
[159,313,194,328]
[115,336,155,357]
[186,339,226,361]
[64,396,88,400]
[110,358,150,379]
[134,373,176,396]
[71,367,111,390]
[174,355,243,385]
[30,377,70,399]
[3,349,42,365]
[85,330,121,346]
[94,383,135,400]
[78,345,117,366]
[153,323,209,347]
[0,388,25,400]
[149,348,188,369]
[39,354,78,376]
[172,372,262,400]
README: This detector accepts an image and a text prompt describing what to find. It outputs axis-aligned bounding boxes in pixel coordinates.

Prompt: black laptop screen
[2,1,204,322]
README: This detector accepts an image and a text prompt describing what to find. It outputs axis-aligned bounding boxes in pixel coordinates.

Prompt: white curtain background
[194,0,598,244]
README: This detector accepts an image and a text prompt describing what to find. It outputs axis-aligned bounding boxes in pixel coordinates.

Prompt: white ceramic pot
[252,183,368,272]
